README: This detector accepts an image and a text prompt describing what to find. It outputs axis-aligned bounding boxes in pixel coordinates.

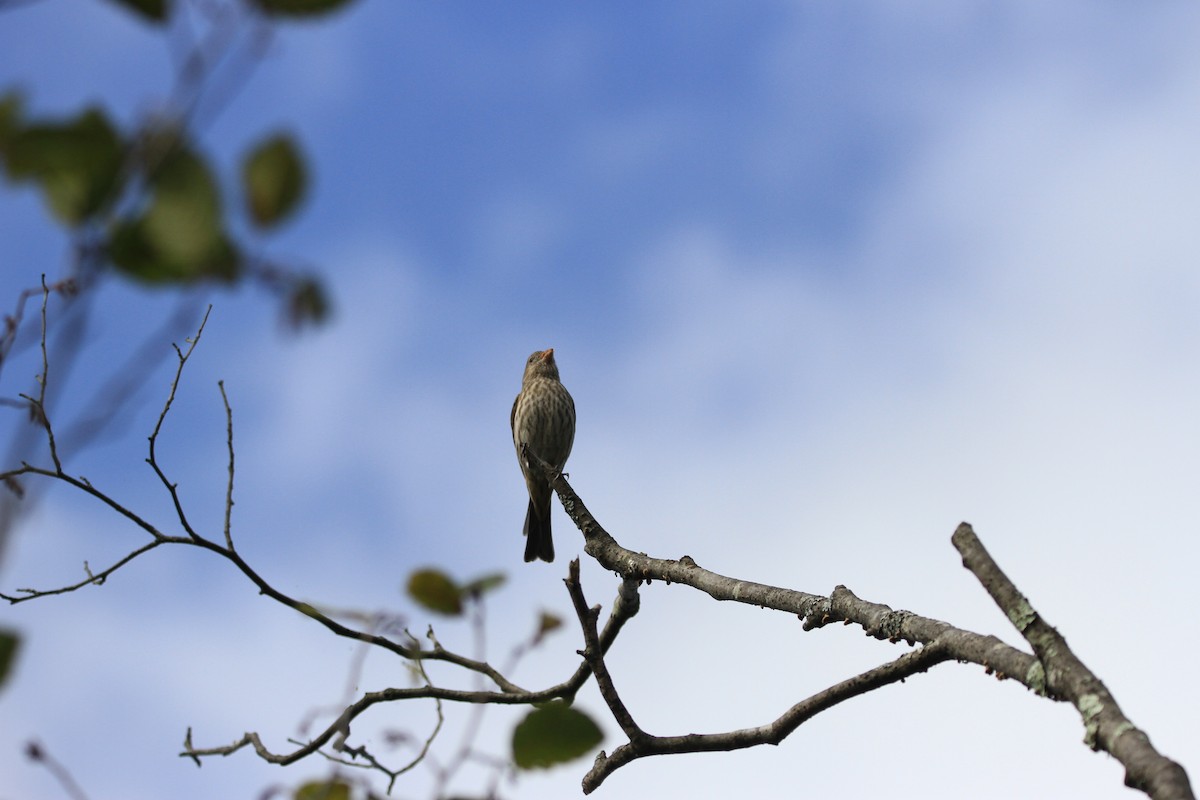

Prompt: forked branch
[563,558,952,793]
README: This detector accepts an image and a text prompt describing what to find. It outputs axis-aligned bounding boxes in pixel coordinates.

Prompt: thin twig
[25,740,91,800]
[0,276,74,383]
[20,276,63,474]
[146,306,212,543]
[1,539,164,602]
[218,379,235,550]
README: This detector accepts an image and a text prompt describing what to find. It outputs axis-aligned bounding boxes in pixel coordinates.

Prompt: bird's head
[523,348,561,381]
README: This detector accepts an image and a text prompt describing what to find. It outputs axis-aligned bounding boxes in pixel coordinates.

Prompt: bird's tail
[523,500,555,562]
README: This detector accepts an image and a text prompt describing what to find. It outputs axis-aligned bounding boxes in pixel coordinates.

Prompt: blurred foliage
[0,87,327,326]
[104,0,363,24]
[254,0,359,17]
[535,610,563,639]
[462,571,507,599]
[0,628,18,688]
[243,134,308,229]
[291,778,387,800]
[105,0,170,23]
[1,0,610,792]
[511,700,603,770]
[406,568,508,616]
[0,0,352,328]
[0,104,124,226]
[407,569,465,616]
[110,145,239,283]
[287,275,331,327]
[293,779,351,800]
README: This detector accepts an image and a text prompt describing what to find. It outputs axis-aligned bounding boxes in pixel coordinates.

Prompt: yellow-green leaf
[294,779,351,800]
[144,148,223,263]
[0,90,23,149]
[512,701,603,770]
[109,217,238,284]
[536,611,563,638]
[109,146,239,283]
[463,571,507,598]
[406,568,463,616]
[242,133,307,228]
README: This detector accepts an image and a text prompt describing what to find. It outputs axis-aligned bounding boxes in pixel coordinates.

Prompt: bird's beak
[542,348,554,361]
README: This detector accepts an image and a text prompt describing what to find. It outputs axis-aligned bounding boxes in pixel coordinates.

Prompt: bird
[511,348,575,562]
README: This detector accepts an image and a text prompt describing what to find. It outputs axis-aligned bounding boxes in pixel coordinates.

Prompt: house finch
[511,348,575,562]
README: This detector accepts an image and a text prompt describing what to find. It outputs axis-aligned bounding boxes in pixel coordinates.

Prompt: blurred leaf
[294,602,323,619]
[145,147,223,262]
[0,628,20,689]
[463,571,507,598]
[2,107,124,226]
[109,218,238,284]
[0,90,23,149]
[407,568,463,616]
[242,133,307,228]
[294,780,351,800]
[110,146,239,283]
[512,701,602,770]
[252,0,358,19]
[536,611,563,638]
[105,0,170,22]
[286,276,331,328]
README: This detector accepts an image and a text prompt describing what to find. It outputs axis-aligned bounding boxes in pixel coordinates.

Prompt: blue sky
[2,2,1199,799]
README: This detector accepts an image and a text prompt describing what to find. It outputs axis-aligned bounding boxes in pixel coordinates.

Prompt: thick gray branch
[953,523,1193,800]
[542,468,1192,799]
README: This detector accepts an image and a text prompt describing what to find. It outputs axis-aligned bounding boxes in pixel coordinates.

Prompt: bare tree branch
[534,455,1039,685]
[146,305,213,544]
[952,523,1194,800]
[3,306,1188,798]
[563,558,952,793]
[514,450,1193,798]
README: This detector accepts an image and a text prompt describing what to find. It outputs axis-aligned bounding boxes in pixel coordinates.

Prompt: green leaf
[110,146,239,283]
[109,218,238,284]
[536,611,563,638]
[406,568,463,616]
[462,571,507,598]
[0,90,23,149]
[286,276,331,328]
[2,107,124,226]
[252,0,358,19]
[0,628,20,689]
[242,133,307,228]
[512,701,603,770]
[105,0,171,22]
[144,148,223,262]
[294,780,351,800]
